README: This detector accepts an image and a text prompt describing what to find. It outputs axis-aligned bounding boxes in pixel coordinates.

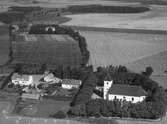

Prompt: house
[103,81,147,103]
[61,79,81,89]
[11,73,43,86]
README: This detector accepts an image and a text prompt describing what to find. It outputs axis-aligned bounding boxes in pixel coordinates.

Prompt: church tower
[103,80,113,100]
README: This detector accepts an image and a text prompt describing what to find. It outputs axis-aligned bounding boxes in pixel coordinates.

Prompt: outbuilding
[61,79,81,89]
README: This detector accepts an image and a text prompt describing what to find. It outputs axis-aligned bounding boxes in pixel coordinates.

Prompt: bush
[68,104,87,117]
[86,99,101,117]
[51,111,66,119]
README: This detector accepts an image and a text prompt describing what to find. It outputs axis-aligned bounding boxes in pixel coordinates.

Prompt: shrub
[51,111,66,119]
[68,104,87,117]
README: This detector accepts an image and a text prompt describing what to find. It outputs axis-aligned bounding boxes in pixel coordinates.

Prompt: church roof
[109,84,147,97]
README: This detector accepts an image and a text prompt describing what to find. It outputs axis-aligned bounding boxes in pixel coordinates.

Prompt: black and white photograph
[0,0,167,124]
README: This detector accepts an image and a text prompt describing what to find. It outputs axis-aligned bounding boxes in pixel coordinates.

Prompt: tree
[68,104,87,117]
[73,74,97,105]
[40,63,47,73]
[99,100,109,117]
[142,66,153,77]
[86,100,100,117]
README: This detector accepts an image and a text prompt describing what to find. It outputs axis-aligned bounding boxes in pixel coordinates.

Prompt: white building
[104,81,147,103]
[61,79,82,89]
[43,71,62,83]
[11,73,43,86]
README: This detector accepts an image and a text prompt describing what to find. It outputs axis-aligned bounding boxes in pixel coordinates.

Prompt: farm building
[11,33,82,69]
[21,93,42,100]
[61,79,81,89]
[43,71,62,83]
[11,73,43,86]
[104,80,147,103]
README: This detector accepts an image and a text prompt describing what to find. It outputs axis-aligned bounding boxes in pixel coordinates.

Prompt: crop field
[12,34,82,69]
[0,26,10,65]
[0,0,141,8]
[63,5,167,31]
[80,31,167,79]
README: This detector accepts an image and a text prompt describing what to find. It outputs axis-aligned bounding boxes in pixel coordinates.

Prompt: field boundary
[63,25,167,34]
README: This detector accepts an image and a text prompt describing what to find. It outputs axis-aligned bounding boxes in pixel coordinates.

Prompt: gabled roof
[109,84,147,97]
[61,79,81,85]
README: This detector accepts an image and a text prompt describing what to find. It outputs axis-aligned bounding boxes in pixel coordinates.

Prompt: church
[103,81,147,103]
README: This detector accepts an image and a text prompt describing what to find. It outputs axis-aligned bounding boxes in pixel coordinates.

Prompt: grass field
[0,26,10,65]
[12,34,82,68]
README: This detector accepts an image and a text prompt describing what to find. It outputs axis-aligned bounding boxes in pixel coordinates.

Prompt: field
[36,99,70,117]
[63,5,167,31]
[0,0,141,8]
[0,26,10,65]
[78,30,167,87]
[12,34,82,69]
[13,98,70,117]
[0,99,85,124]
